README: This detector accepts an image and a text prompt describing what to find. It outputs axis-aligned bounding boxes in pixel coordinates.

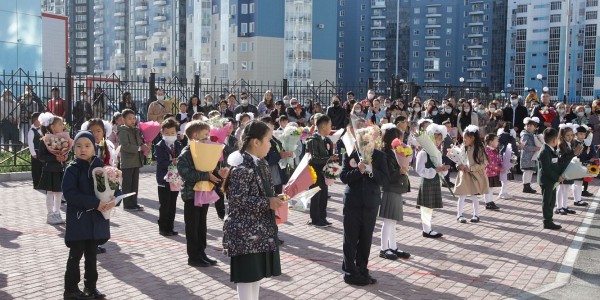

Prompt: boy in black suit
[340,144,389,286]
[305,115,338,227]
[538,128,569,230]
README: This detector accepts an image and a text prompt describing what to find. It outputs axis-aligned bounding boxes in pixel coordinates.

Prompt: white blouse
[415,150,447,179]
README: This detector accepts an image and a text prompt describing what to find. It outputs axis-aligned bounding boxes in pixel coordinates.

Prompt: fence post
[390,76,396,100]
[194,74,200,96]
[149,72,156,102]
[368,78,374,91]
[282,78,288,97]
[65,64,73,130]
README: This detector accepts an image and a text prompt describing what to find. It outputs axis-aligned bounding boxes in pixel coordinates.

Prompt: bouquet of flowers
[532,133,544,161]
[447,145,469,167]
[189,140,226,206]
[42,132,73,157]
[278,126,302,169]
[323,161,342,185]
[164,164,184,191]
[554,157,599,189]
[283,154,317,199]
[288,187,321,212]
[583,158,599,182]
[207,116,232,143]
[139,121,161,157]
[391,138,413,168]
[500,143,517,181]
[92,166,122,219]
[299,127,311,141]
[415,124,455,198]
[540,106,557,123]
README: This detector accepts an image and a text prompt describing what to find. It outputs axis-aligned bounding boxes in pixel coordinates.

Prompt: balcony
[370,36,385,41]
[469,10,484,15]
[154,0,167,5]
[468,22,484,26]
[137,63,148,68]
[371,0,385,8]
[468,44,483,49]
[425,23,441,28]
[467,56,483,60]
[424,79,441,83]
[426,13,442,18]
[135,31,148,39]
[467,78,482,83]
[135,49,148,55]
[115,0,125,3]
[94,30,103,36]
[116,65,126,71]
[114,12,125,17]
[135,1,148,10]
[468,33,483,38]
[94,16,103,22]
[94,41,103,47]
[467,67,482,71]
[135,19,148,26]
[114,38,125,44]
[425,35,441,39]
[93,4,103,10]
[154,14,167,21]
[153,46,167,52]
[94,55,103,61]
[371,13,385,19]
[153,30,167,37]
[153,62,167,67]
[114,25,125,31]
[370,47,385,51]
[425,46,441,50]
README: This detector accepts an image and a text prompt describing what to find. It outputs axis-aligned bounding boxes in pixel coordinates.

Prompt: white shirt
[28,126,40,156]
[415,150,447,179]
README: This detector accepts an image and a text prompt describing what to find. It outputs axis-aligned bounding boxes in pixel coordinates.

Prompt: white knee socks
[420,207,433,233]
[237,282,260,300]
[522,170,534,184]
[500,179,509,196]
[457,195,480,218]
[46,192,63,214]
[572,181,582,203]
[380,218,397,251]
[556,184,570,209]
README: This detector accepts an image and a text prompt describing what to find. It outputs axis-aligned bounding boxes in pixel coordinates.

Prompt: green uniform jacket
[117,125,144,169]
[537,144,570,186]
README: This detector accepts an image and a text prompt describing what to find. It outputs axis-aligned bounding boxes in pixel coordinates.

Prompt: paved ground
[0,171,598,300]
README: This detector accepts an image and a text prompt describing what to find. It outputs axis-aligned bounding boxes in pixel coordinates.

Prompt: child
[538,128,570,230]
[416,124,449,238]
[521,117,541,194]
[176,102,190,146]
[555,124,583,215]
[484,133,502,210]
[62,131,114,299]
[177,120,228,267]
[108,112,124,149]
[234,113,253,141]
[340,125,389,286]
[454,125,489,223]
[117,109,148,211]
[155,118,184,236]
[83,118,116,167]
[306,115,338,227]
[497,122,518,199]
[37,112,68,225]
[441,120,455,188]
[378,126,411,261]
[573,125,595,203]
[223,120,284,300]
[27,112,42,189]
[277,115,289,131]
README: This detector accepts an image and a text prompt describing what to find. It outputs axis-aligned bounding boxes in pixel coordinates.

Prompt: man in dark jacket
[326,98,348,130]
[340,147,389,286]
[531,91,559,133]
[503,92,528,132]
[306,115,338,227]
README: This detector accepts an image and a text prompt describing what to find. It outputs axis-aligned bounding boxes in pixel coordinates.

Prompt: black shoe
[556,208,568,215]
[343,274,370,286]
[364,274,377,284]
[582,191,594,197]
[201,255,218,266]
[470,216,480,223]
[574,201,589,207]
[83,288,106,299]
[379,249,398,260]
[415,205,420,209]
[96,246,106,254]
[188,259,210,267]
[63,290,94,300]
[422,231,443,238]
[564,208,576,214]
[391,249,411,259]
[543,223,562,230]
[308,221,330,228]
[523,184,537,194]
[485,202,500,210]
[278,239,284,246]
[159,231,174,236]
[124,204,144,211]
[171,231,179,236]
[323,219,333,226]
[457,216,467,223]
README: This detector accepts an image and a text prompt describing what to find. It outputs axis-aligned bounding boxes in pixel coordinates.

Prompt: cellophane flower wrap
[278,126,302,169]
[540,107,557,123]
[139,121,161,156]
[164,164,184,191]
[207,116,232,143]
[532,133,544,161]
[299,127,311,141]
[354,125,382,164]
[189,139,225,206]
[447,145,469,167]
[92,166,122,219]
[323,161,342,185]
[42,132,73,157]
[391,138,413,169]
[500,143,518,181]
[554,157,598,189]
[414,131,443,168]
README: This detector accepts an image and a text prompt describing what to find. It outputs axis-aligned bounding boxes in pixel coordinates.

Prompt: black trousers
[31,157,43,189]
[541,185,557,225]
[64,240,98,292]
[121,168,140,208]
[309,167,328,223]
[342,206,378,275]
[214,187,226,219]
[184,200,209,262]
[157,186,179,232]
[583,181,589,191]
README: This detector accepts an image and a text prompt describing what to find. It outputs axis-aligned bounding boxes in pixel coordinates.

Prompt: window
[445,61,451,67]
[339,42,344,48]
[550,1,562,10]
[232,43,235,52]
[340,0,345,6]
[361,15,366,21]
[338,52,344,58]
[586,11,598,20]
[231,4,236,14]
[359,67,364,73]
[447,6,453,13]
[339,21,344,27]
[338,73,343,79]
[413,40,419,46]
[446,39,451,46]
[414,29,420,35]
[517,4,527,13]
[414,8,420,14]
[339,31,344,38]
[360,46,365,52]
[446,28,452,35]
[588,0,599,7]
[414,18,420,25]
[550,14,561,22]
[446,50,451,57]
[361,4,366,10]
[338,62,344,68]
[75,15,86,22]
[413,51,419,57]
[360,57,365,62]
[249,22,255,33]
[76,49,86,55]
[360,25,365,31]
[75,32,87,39]
[241,23,247,35]
[241,4,248,14]
[515,17,527,25]
[241,42,247,52]
[360,36,365,42]
[447,17,452,24]
[76,41,87,48]
[75,6,87,13]
[249,3,255,13]
[428,7,437,14]
[75,23,86,30]
[340,10,344,17]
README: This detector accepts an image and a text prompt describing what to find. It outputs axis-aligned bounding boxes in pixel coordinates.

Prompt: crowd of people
[15,85,600,299]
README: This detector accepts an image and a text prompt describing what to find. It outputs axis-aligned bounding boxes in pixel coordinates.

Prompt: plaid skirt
[417,176,443,209]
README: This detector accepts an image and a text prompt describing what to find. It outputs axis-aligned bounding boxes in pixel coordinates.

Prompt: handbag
[397,174,411,194]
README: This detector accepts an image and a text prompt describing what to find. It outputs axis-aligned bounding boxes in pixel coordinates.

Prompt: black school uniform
[306,133,335,225]
[537,144,569,225]
[38,138,65,192]
[29,126,43,189]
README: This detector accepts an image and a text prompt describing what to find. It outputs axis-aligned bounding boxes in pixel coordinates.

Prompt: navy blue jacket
[62,157,110,243]
[340,150,389,209]
[154,139,183,186]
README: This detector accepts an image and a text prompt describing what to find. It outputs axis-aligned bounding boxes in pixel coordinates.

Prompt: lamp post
[536,73,545,94]
[459,77,465,98]
[506,84,512,105]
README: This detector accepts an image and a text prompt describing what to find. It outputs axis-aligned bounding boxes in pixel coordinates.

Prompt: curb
[0,165,157,183]
[511,189,600,300]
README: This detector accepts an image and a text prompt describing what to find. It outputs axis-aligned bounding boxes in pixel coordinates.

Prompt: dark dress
[37,138,65,192]
[223,154,281,283]
[379,149,409,222]
[417,153,443,209]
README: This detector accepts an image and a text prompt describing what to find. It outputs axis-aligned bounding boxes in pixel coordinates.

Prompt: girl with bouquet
[520,117,541,194]
[454,125,489,223]
[38,112,70,225]
[555,124,583,215]
[573,126,595,204]
[62,131,113,300]
[483,133,502,210]
[378,126,411,260]
[415,123,449,238]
